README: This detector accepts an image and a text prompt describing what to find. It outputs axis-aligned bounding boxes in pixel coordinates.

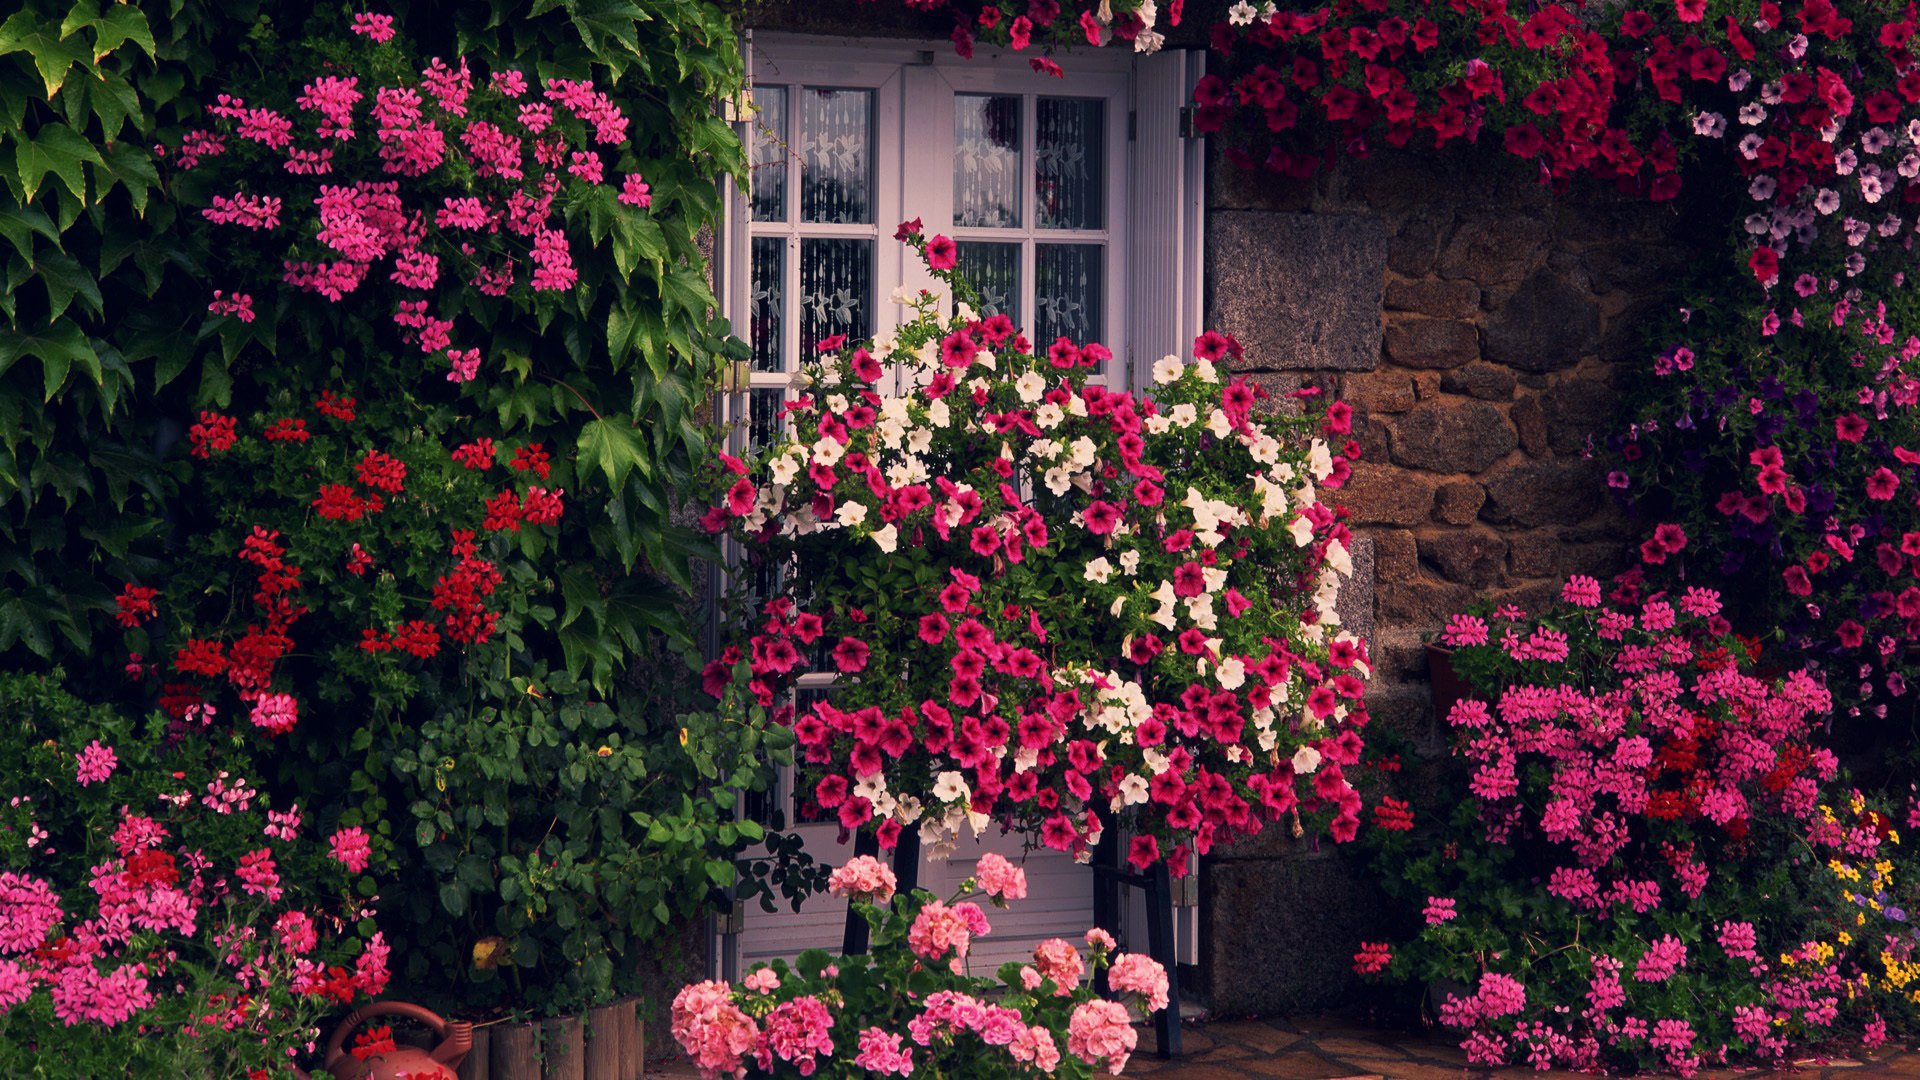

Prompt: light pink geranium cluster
[171,9,653,386]
[673,869,1166,1079]
[708,229,1369,877]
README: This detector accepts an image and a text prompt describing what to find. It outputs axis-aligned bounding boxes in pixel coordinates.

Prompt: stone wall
[1197,147,1713,1015]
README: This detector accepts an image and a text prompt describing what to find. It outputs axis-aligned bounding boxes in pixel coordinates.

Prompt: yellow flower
[1837,931,1852,946]
[679,727,690,746]
[596,746,613,757]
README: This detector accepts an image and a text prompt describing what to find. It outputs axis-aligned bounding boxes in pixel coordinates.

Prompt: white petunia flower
[1152,355,1185,383]
[1291,746,1322,775]
[1084,557,1114,584]
[873,524,898,552]
[1015,371,1046,403]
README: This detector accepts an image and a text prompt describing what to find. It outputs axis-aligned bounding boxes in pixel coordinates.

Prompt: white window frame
[713,30,1207,980]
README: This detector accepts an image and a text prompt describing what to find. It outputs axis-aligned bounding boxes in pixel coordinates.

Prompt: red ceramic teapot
[297,1000,474,1080]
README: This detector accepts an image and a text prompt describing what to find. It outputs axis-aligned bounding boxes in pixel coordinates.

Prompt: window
[715,31,1206,978]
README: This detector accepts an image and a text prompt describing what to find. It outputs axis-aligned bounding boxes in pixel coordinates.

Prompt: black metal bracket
[1091,830,1183,1058]
[841,827,921,956]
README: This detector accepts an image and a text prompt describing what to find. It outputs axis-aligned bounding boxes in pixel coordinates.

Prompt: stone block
[1382,318,1477,370]
[1337,464,1437,527]
[1508,531,1631,580]
[1439,362,1515,401]
[1386,401,1516,475]
[1435,216,1541,285]
[1541,378,1622,455]
[1199,846,1389,1015]
[1377,577,1478,627]
[1341,371,1415,415]
[1418,530,1509,589]
[1387,216,1442,277]
[1384,278,1480,320]
[1208,211,1386,371]
[1333,535,1375,642]
[1432,481,1487,525]
[1480,458,1608,527]
[1511,394,1548,457]
[1370,529,1417,583]
[1481,269,1603,374]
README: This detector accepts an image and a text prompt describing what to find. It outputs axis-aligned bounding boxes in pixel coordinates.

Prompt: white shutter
[1126,48,1206,391]
[1124,48,1206,966]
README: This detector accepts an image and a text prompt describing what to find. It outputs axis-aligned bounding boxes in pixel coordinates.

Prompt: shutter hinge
[1171,873,1198,908]
[1178,104,1199,139]
[720,360,751,394]
[720,898,746,936]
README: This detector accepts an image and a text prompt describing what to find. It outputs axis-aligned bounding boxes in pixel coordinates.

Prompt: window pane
[955,242,1021,326]
[954,94,1021,229]
[1035,243,1103,348]
[1035,98,1104,230]
[801,88,872,224]
[800,239,872,351]
[751,86,788,223]
[748,387,784,455]
[750,238,785,373]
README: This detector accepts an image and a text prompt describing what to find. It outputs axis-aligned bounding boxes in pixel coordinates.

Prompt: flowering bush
[671,853,1167,1079]
[1364,578,1920,1074]
[114,381,786,1013]
[0,673,379,1079]
[704,227,1369,872]
[1620,270,1920,740]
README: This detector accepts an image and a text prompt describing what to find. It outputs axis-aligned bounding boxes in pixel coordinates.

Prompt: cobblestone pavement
[1123,1013,1920,1080]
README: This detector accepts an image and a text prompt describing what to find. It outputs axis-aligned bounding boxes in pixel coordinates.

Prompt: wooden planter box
[459,998,645,1080]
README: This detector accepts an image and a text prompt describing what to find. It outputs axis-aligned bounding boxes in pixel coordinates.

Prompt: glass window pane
[801,88,872,224]
[1035,98,1104,230]
[748,387,784,455]
[955,242,1021,326]
[954,94,1021,229]
[750,238,785,373]
[800,239,872,352]
[751,86,788,223]
[1035,243,1103,349]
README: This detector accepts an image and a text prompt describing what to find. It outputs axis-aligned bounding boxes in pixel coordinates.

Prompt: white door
[716,31,1205,978]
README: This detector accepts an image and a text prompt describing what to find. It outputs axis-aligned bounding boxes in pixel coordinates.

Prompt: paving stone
[1210,211,1387,372]
[1237,1054,1366,1079]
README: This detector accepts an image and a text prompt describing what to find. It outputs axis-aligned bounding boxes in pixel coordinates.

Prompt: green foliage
[0,0,748,681]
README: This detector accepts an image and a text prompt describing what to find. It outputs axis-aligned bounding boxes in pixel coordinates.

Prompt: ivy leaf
[16,122,102,202]
[0,11,91,98]
[576,416,652,492]
[565,0,651,62]
[0,319,97,399]
[0,205,60,261]
[59,3,155,63]
[32,250,101,321]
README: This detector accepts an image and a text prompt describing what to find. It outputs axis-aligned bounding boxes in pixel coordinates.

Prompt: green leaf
[439,882,468,917]
[0,319,96,399]
[0,11,91,98]
[0,205,59,261]
[61,3,155,62]
[16,122,102,202]
[32,250,100,321]
[576,416,653,491]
